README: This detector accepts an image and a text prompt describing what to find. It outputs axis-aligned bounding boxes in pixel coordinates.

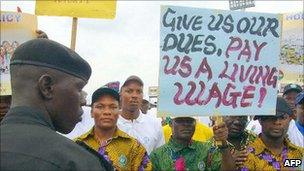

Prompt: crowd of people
[0,32,303,171]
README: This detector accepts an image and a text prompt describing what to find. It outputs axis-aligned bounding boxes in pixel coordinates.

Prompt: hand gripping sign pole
[213,111,224,146]
[211,0,252,147]
[211,1,252,147]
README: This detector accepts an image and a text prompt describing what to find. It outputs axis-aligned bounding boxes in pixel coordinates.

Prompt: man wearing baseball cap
[241,97,304,170]
[283,83,303,118]
[117,75,165,154]
[150,117,236,170]
[76,83,151,170]
[247,84,303,136]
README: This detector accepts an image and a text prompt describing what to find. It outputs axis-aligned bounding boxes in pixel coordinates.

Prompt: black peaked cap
[10,39,91,81]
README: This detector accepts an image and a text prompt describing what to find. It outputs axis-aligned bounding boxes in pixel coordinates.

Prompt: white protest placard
[158,6,282,117]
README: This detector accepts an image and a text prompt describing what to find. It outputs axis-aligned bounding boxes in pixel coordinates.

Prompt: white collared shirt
[117,112,165,154]
[287,120,304,147]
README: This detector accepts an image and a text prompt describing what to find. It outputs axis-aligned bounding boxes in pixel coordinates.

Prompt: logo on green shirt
[198,161,205,171]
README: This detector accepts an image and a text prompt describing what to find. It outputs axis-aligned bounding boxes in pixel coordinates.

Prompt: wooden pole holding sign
[70,17,78,50]
[214,115,223,146]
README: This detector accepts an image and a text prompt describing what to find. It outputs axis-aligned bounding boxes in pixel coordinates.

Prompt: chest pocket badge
[119,154,127,167]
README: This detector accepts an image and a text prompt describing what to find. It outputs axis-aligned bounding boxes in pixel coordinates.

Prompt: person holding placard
[210,116,257,169]
[162,117,213,143]
[150,117,236,171]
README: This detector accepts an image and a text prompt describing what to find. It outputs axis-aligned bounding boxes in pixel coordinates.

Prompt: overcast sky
[1,0,303,101]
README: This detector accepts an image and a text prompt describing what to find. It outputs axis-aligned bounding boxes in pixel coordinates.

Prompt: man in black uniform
[0,39,111,170]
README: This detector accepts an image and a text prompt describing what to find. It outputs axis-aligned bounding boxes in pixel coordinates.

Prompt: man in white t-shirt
[117,75,165,154]
[288,92,304,147]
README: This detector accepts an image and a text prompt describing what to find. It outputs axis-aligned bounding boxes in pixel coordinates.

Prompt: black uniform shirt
[1,106,108,170]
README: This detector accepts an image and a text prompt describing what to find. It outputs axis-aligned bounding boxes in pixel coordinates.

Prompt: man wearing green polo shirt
[150,117,236,171]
